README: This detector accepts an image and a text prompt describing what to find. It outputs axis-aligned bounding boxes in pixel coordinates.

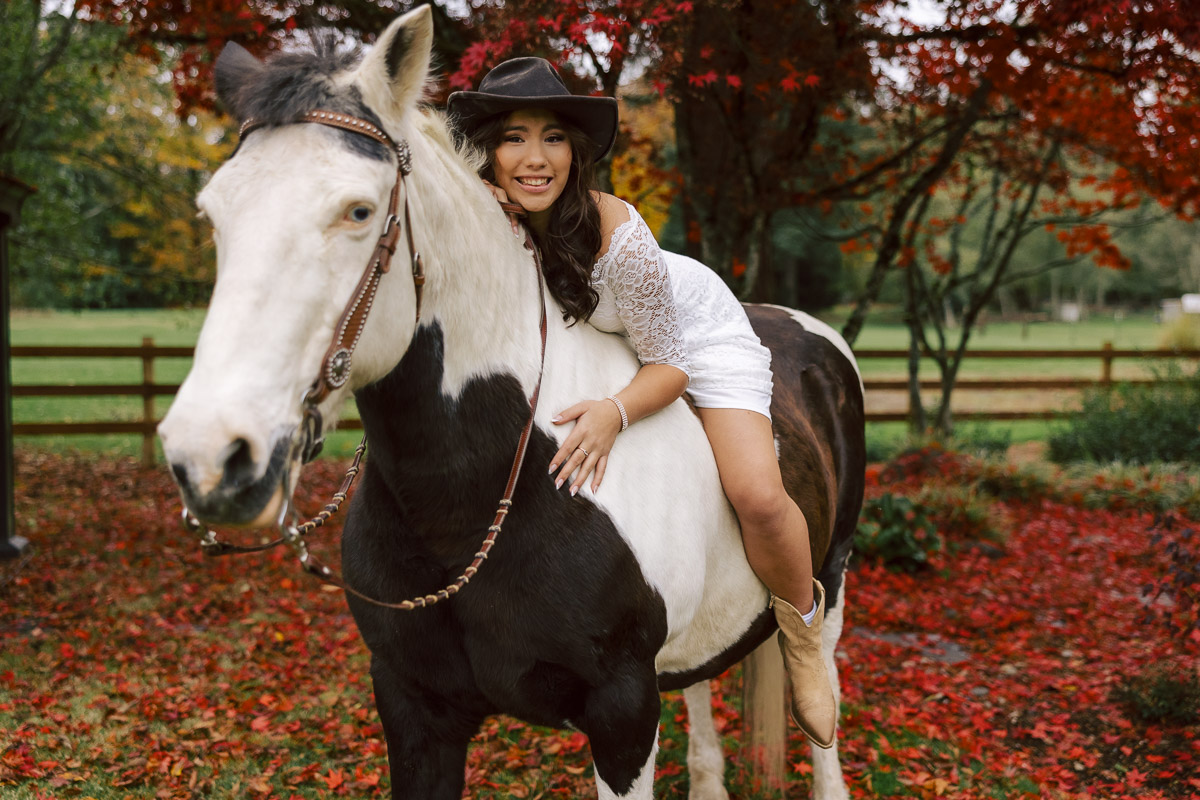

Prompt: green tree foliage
[4,8,225,308]
[0,0,80,169]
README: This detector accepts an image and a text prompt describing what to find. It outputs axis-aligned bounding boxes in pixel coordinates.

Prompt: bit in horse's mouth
[174,435,295,528]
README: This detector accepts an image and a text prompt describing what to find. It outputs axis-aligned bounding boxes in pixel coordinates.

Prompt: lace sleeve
[596,206,690,375]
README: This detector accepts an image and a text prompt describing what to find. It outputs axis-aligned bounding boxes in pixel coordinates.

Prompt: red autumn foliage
[75,0,473,111]
[72,1,1200,310]
[2,446,1197,798]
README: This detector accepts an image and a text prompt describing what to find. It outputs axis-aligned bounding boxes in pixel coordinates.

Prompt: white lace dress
[588,200,774,419]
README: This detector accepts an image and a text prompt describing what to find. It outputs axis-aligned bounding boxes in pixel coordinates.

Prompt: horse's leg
[370,656,478,800]
[682,680,729,800]
[810,575,849,800]
[578,666,661,800]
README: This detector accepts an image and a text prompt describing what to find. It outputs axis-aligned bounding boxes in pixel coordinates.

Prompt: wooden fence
[854,342,1200,423]
[10,338,1200,465]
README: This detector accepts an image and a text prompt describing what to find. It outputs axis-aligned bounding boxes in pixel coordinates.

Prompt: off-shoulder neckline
[593,200,645,275]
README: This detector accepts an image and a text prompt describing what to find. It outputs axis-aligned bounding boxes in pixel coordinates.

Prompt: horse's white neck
[354,112,547,400]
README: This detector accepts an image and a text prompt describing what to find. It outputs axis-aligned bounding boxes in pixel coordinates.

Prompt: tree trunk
[840,81,993,346]
[933,360,959,435]
[906,330,926,433]
[674,98,769,295]
[737,211,769,301]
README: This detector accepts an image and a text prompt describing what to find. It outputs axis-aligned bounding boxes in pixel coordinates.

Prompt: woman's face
[491,108,573,222]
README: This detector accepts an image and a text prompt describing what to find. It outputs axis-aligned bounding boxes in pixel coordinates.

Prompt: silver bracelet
[606,395,628,432]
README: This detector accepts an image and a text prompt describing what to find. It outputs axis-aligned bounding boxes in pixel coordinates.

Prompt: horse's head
[159,7,436,528]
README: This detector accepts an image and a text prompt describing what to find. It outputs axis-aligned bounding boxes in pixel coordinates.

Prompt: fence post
[1,175,34,561]
[142,336,155,467]
[1101,340,1114,386]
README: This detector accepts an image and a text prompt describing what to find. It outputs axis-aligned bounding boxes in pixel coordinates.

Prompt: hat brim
[447,92,618,162]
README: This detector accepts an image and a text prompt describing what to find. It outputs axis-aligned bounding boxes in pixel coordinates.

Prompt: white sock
[801,602,818,626]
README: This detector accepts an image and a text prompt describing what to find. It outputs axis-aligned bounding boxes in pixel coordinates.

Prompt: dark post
[141,336,155,467]
[1,174,35,560]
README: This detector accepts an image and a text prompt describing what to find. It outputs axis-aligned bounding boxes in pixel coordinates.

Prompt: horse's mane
[224,34,488,174]
[222,35,390,161]
[420,110,488,177]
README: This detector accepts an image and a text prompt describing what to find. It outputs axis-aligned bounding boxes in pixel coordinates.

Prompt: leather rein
[183,109,548,610]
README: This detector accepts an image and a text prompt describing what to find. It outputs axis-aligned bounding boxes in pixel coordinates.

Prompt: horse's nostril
[222,437,258,489]
[170,462,189,488]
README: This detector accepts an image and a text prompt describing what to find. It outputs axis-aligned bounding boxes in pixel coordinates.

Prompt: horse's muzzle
[170,435,293,527]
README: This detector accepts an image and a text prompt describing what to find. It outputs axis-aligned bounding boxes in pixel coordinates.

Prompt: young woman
[448,57,837,748]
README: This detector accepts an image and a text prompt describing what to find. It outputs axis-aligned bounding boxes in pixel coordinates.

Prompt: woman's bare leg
[696,407,814,612]
[697,406,836,748]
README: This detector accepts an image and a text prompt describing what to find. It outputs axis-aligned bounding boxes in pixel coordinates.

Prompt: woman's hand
[549,399,624,495]
[482,179,521,234]
[549,365,687,496]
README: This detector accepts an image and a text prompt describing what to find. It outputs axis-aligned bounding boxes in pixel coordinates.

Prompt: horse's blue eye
[349,206,372,223]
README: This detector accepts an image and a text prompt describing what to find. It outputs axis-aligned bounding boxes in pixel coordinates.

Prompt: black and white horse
[158,8,865,799]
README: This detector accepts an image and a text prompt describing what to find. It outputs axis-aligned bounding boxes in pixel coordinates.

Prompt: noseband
[184,110,548,610]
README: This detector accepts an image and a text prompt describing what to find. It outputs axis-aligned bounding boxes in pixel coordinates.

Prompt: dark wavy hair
[468,113,602,324]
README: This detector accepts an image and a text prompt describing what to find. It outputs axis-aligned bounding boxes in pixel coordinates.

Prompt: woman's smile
[513,175,555,194]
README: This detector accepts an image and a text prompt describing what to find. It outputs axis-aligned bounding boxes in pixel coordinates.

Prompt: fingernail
[570,486,577,497]
[555,478,563,489]
[551,415,561,423]
[548,463,557,474]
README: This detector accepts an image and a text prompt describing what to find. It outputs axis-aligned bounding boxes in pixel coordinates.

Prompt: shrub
[1157,314,1200,350]
[1047,363,1200,464]
[1114,664,1200,726]
[971,457,1055,504]
[948,422,1013,458]
[856,493,943,571]
[1061,463,1200,518]
[864,428,907,464]
[879,442,970,483]
[914,484,1008,546]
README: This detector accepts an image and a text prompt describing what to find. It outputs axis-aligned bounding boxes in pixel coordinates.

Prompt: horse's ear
[356,5,434,122]
[214,42,265,123]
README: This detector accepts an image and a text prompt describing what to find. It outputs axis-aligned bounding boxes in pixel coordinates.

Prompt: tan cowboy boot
[774,579,836,749]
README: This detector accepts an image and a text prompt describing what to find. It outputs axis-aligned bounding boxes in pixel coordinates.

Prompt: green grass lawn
[6,306,1187,459]
[9,308,364,458]
[847,313,1169,379]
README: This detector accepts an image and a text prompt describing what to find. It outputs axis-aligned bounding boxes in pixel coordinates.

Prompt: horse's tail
[741,585,851,800]
[741,635,788,794]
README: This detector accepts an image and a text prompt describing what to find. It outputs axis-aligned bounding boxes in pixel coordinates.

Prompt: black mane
[217,36,391,161]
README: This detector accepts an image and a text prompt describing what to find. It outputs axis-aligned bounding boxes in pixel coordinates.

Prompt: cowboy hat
[448,57,618,162]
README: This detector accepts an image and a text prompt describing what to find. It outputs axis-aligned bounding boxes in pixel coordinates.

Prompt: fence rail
[854,342,1200,423]
[10,339,1200,464]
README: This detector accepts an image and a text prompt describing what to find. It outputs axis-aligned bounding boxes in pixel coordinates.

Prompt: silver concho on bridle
[325,348,353,388]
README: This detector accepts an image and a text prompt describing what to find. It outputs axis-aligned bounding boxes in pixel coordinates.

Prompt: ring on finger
[576,446,589,457]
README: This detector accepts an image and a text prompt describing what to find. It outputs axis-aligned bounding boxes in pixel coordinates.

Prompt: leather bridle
[245,111,427,410]
[183,109,548,610]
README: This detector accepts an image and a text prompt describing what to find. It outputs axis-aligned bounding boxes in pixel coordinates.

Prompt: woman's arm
[549,362,688,495]
[550,193,690,494]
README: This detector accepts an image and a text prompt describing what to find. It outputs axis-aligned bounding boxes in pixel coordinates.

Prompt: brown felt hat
[448,57,618,162]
